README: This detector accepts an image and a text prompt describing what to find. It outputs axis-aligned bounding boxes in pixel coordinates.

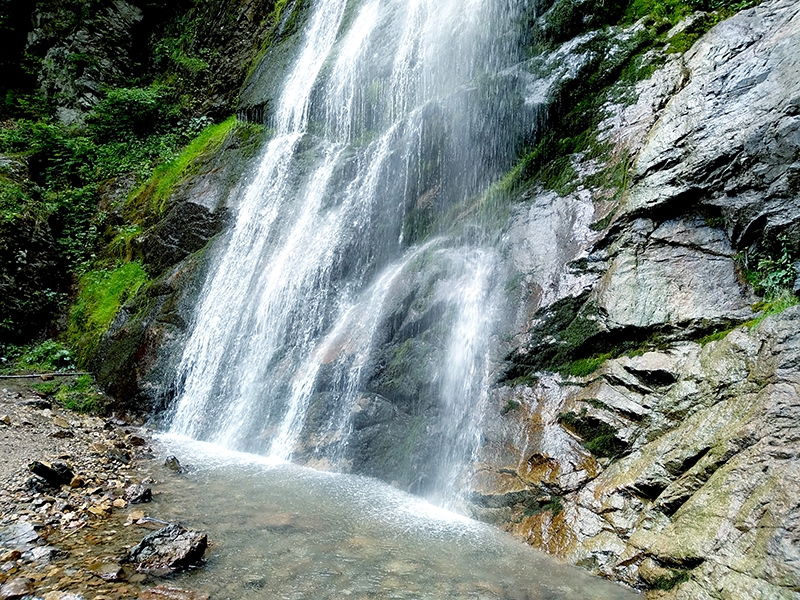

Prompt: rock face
[475,1,800,598]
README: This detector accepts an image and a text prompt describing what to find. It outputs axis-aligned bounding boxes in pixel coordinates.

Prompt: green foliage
[67,262,150,366]
[125,116,238,221]
[32,374,107,414]
[0,340,76,374]
[86,87,172,143]
[738,234,798,298]
[501,399,521,415]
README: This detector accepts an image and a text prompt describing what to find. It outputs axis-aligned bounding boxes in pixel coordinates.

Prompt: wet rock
[19,400,51,410]
[127,435,146,447]
[92,563,125,582]
[126,523,207,576]
[124,485,152,504]
[0,577,32,599]
[163,457,181,473]
[137,586,209,600]
[0,522,39,550]
[28,462,73,487]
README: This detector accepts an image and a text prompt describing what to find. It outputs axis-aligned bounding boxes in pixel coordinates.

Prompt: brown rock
[113,499,127,509]
[69,477,85,489]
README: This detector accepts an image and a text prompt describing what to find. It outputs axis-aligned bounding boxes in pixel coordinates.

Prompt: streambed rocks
[0,384,209,599]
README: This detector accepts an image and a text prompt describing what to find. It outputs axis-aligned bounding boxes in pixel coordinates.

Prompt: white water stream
[169,0,525,508]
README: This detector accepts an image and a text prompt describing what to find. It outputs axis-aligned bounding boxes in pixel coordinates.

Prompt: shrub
[86,87,172,143]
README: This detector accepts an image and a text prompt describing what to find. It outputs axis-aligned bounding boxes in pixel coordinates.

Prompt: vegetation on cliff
[0,0,280,383]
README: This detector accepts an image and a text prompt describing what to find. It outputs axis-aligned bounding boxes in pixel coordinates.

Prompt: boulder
[126,523,207,576]
[125,484,153,504]
[28,461,74,487]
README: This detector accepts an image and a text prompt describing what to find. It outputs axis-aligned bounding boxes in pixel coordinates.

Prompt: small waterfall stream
[169,0,529,508]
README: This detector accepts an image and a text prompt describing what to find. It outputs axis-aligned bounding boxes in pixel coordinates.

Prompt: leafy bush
[86,87,172,143]
[739,235,798,299]
[0,340,76,373]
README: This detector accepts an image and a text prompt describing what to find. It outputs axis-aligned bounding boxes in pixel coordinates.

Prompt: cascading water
[169,0,532,508]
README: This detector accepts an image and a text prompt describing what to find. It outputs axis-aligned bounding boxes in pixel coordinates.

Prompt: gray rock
[0,577,32,600]
[127,523,207,576]
[125,484,153,504]
[0,522,39,551]
[623,0,800,247]
[163,456,182,473]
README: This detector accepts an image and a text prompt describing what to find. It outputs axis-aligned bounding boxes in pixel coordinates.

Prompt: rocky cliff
[474,1,800,597]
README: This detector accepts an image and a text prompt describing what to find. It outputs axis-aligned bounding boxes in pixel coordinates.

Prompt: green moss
[558,409,627,458]
[67,261,150,366]
[558,353,613,377]
[651,569,691,591]
[698,327,734,345]
[32,374,107,414]
[125,116,238,221]
[522,495,564,517]
[747,293,800,329]
[501,399,521,415]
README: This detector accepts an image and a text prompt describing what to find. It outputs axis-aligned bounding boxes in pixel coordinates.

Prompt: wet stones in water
[126,523,207,576]
[125,484,153,504]
[28,461,74,487]
[0,522,39,551]
[163,456,182,473]
[0,577,32,600]
[92,562,125,581]
[138,585,210,600]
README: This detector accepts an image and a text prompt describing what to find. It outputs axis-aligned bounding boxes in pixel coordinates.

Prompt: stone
[69,477,85,489]
[137,586,209,600]
[0,415,10,426]
[0,577,32,600]
[52,417,69,428]
[126,524,207,575]
[0,522,39,550]
[163,457,182,473]
[124,485,152,504]
[92,563,124,582]
[127,435,146,447]
[28,462,74,487]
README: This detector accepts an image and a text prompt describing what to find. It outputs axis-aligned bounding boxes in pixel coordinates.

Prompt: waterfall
[169,0,527,508]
